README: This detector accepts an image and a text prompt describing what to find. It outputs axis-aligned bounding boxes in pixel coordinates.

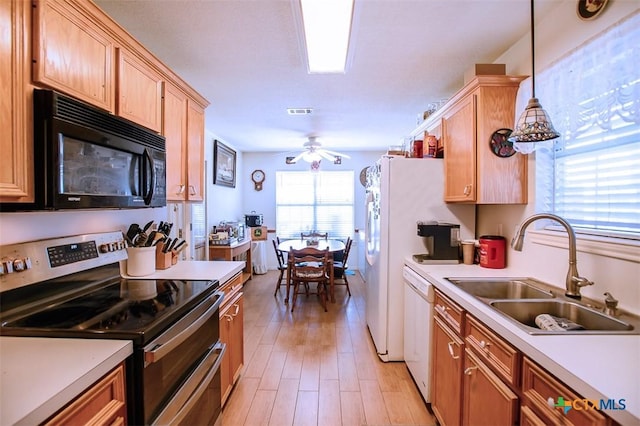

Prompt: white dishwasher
[403,265,434,403]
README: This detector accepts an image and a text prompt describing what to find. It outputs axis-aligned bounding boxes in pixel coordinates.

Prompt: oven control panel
[0,231,127,292]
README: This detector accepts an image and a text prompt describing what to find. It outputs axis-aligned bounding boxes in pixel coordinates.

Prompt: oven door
[141,290,224,425]
[152,341,226,426]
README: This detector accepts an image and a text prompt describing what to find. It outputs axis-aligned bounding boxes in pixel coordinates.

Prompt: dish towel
[535,314,585,331]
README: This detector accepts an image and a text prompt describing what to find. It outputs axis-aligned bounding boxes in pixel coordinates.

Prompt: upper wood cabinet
[414,75,528,204]
[116,48,163,132]
[32,0,114,112]
[164,83,205,201]
[444,76,527,204]
[0,0,34,202]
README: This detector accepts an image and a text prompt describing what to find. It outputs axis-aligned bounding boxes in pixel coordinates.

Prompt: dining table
[277,239,346,303]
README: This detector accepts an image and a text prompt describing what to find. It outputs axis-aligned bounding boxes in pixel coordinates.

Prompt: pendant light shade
[509,0,559,146]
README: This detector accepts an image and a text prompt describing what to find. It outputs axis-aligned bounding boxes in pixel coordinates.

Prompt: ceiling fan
[287,137,351,164]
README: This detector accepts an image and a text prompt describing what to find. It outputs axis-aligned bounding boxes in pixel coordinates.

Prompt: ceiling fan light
[509,97,560,143]
[302,151,322,162]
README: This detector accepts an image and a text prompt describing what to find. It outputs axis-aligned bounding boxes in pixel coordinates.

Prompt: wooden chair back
[300,231,328,240]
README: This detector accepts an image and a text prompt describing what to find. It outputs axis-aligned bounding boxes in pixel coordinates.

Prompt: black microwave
[2,89,166,211]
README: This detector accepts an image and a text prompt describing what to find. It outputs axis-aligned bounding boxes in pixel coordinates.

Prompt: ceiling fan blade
[322,149,351,159]
[289,152,306,163]
[318,150,337,161]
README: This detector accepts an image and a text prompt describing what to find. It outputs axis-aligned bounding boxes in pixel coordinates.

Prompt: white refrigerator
[364,156,475,361]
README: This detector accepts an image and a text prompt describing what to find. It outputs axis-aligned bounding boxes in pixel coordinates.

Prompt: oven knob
[99,244,110,253]
[3,260,14,274]
[12,258,26,272]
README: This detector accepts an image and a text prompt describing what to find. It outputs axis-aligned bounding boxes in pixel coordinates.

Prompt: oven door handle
[151,341,226,426]
[144,290,224,365]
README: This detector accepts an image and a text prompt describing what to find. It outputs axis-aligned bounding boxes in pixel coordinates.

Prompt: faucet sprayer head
[511,233,525,251]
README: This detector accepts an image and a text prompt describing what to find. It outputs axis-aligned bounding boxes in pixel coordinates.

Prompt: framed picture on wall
[213,140,236,187]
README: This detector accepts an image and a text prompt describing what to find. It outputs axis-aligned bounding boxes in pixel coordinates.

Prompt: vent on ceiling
[287,108,313,115]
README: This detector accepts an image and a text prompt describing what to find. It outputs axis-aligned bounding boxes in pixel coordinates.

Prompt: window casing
[529,11,640,242]
[275,170,354,240]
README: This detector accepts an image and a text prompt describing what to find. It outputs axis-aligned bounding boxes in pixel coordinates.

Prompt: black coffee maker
[413,221,460,263]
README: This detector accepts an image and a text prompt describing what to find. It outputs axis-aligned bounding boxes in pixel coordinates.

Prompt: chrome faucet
[511,213,594,299]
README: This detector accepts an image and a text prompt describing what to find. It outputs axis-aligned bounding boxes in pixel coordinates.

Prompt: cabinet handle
[231,303,240,317]
[464,366,478,376]
[479,340,491,351]
[188,185,196,195]
[177,185,186,195]
[463,184,472,196]
[447,341,460,360]
[547,397,555,409]
[224,314,233,322]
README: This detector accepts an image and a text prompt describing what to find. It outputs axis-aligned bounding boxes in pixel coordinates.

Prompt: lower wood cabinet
[44,362,127,426]
[430,315,464,426]
[219,272,244,406]
[430,289,618,426]
[462,348,518,425]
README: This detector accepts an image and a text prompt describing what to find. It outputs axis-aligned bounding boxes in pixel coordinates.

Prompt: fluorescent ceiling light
[300,0,354,73]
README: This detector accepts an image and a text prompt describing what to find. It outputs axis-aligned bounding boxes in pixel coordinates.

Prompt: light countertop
[0,337,132,426]
[120,260,245,283]
[405,258,640,425]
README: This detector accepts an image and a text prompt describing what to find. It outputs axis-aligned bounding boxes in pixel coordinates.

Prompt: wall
[242,150,384,271]
[0,208,168,246]
[479,1,640,314]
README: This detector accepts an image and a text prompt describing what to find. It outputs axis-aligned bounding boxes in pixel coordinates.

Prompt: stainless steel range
[0,232,225,425]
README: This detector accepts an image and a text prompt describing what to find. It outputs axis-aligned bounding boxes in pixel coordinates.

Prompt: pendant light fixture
[509,0,560,151]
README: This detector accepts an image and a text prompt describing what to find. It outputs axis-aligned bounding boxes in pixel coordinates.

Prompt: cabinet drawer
[45,363,126,426]
[522,357,611,426]
[434,290,465,334]
[220,272,243,310]
[465,315,520,386]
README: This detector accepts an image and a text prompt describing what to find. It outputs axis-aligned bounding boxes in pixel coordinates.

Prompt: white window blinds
[275,170,354,240]
[532,11,640,238]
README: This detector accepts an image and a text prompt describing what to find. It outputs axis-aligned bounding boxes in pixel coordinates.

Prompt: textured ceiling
[94,0,557,154]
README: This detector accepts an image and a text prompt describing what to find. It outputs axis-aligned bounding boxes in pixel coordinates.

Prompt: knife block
[156,243,174,270]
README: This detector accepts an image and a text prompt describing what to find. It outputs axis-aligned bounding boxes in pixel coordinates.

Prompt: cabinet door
[220,301,232,405]
[0,0,33,202]
[163,83,188,201]
[431,316,464,426]
[462,349,518,426]
[443,94,476,202]
[229,293,244,383]
[186,100,205,201]
[116,48,163,132]
[32,0,114,112]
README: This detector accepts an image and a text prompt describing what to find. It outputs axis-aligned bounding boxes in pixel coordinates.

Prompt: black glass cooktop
[0,264,219,344]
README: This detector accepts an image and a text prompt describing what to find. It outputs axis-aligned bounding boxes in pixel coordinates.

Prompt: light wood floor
[221,269,436,426]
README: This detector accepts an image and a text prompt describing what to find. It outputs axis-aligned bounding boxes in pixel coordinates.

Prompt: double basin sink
[446,277,640,335]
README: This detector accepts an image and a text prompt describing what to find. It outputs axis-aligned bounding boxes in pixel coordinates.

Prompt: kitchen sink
[489,300,637,335]
[445,277,640,335]
[447,278,555,300]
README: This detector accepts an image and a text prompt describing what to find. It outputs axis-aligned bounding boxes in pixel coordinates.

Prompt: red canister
[479,235,506,269]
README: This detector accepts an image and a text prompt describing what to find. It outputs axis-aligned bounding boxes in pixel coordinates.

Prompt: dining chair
[332,237,352,297]
[288,246,330,312]
[300,231,328,240]
[272,239,288,296]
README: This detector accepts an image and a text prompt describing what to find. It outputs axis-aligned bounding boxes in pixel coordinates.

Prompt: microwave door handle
[143,148,155,205]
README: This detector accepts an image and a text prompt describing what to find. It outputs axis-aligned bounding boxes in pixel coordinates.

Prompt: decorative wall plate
[577,0,609,20]
[489,128,516,158]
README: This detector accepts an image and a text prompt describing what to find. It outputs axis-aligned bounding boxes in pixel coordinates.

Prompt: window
[276,170,354,240]
[530,11,640,240]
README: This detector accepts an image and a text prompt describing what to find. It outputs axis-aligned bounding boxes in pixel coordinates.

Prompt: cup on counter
[126,246,156,276]
[461,240,476,265]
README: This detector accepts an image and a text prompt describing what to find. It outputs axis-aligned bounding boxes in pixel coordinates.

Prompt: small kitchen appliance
[244,211,263,227]
[479,235,506,268]
[413,222,461,263]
